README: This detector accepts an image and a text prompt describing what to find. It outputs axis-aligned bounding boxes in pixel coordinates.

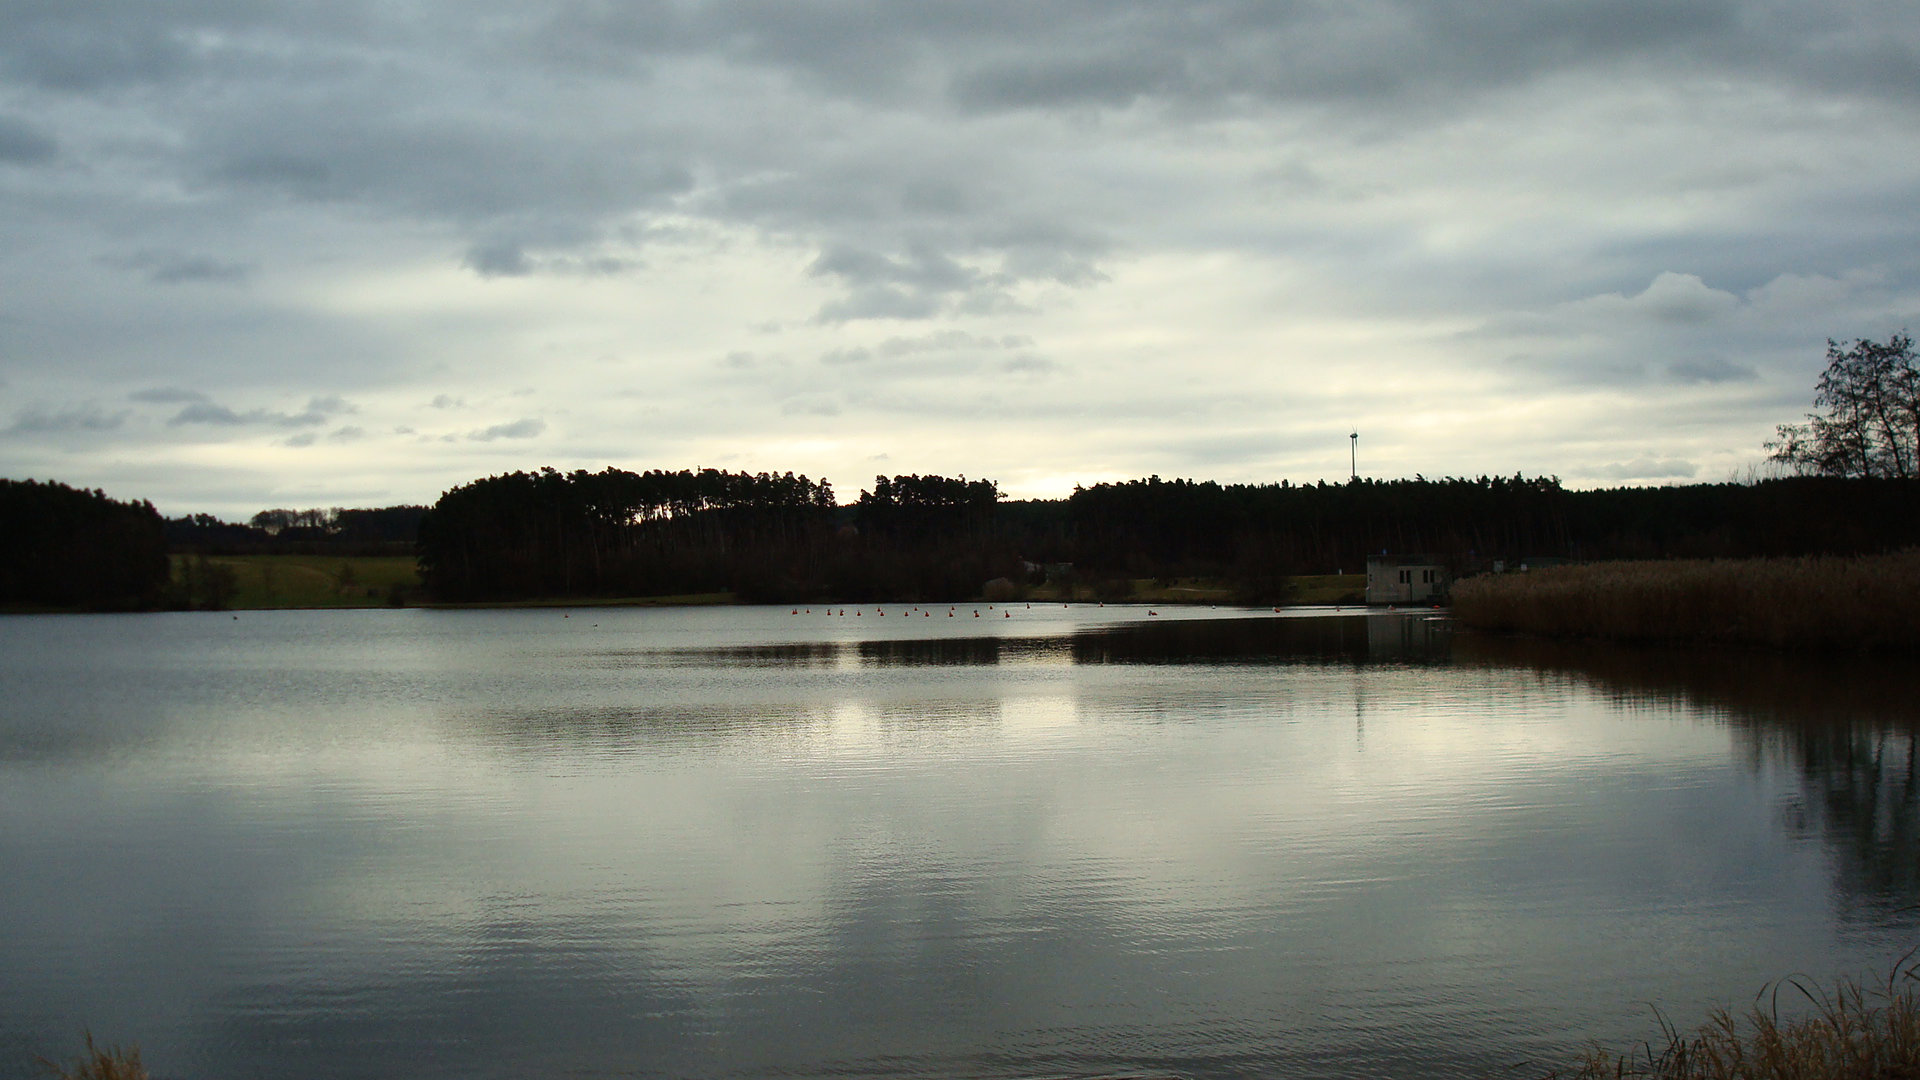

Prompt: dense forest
[0,479,170,610]
[416,467,839,602]
[409,470,1920,604]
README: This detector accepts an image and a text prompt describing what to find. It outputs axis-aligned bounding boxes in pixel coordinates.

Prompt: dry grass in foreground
[1451,551,1920,651]
[1546,954,1920,1080]
[37,1032,147,1080]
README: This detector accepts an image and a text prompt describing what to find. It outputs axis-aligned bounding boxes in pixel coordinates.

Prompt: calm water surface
[1,605,1915,1079]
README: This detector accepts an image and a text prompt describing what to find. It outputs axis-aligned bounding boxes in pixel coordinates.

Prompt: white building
[1365,554,1448,605]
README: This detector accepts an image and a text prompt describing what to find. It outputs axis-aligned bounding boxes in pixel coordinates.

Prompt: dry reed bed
[1451,551,1920,651]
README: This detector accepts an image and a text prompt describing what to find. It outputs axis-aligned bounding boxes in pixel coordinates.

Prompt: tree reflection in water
[1456,632,1920,921]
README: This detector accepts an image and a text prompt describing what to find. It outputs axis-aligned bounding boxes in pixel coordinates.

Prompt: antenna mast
[1349,430,1358,481]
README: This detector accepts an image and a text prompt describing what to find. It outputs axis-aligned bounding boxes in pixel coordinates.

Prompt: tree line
[166,504,428,553]
[416,466,842,601]
[8,470,1918,610]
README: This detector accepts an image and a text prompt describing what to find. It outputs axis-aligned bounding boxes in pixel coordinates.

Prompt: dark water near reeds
[2,605,1916,1080]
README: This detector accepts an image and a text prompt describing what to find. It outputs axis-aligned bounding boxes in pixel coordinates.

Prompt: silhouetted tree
[1770,333,1920,479]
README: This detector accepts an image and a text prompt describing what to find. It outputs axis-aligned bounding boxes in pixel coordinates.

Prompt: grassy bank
[1452,551,1920,651]
[170,554,420,609]
[1287,573,1367,605]
[1028,574,1366,606]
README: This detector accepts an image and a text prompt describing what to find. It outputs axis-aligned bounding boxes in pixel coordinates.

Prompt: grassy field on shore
[1453,551,1920,651]
[1027,574,1365,605]
[170,554,420,609]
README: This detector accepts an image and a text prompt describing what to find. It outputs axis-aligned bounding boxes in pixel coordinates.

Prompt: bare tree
[1769,333,1919,479]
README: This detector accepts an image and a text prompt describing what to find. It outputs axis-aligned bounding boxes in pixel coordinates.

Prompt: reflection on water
[632,610,1456,670]
[0,607,1915,1080]
[1458,633,1920,923]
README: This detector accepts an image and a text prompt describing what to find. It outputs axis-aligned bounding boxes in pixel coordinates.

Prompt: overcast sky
[2,1,1917,517]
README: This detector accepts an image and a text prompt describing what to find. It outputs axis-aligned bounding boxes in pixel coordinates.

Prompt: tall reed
[1546,953,1920,1079]
[1451,551,1920,651]
[37,1032,147,1080]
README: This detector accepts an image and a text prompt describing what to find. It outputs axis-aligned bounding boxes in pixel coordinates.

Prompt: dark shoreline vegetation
[6,472,1920,619]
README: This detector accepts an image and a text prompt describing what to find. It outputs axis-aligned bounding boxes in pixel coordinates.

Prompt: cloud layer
[2,2,1918,515]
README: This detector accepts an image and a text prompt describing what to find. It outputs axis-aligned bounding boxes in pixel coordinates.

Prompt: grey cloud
[820,347,872,366]
[808,243,1010,323]
[167,396,355,429]
[1000,355,1061,376]
[429,394,465,409]
[1668,356,1758,384]
[0,7,192,91]
[213,154,333,196]
[514,0,1920,118]
[129,387,208,404]
[109,249,252,285]
[0,115,57,164]
[979,223,1110,288]
[815,287,945,323]
[283,432,317,448]
[810,244,975,292]
[196,105,694,237]
[949,48,1188,112]
[469,418,546,441]
[465,242,533,278]
[461,242,635,279]
[4,403,129,435]
[167,403,249,427]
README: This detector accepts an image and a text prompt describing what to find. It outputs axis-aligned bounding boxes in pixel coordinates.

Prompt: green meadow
[170,554,421,609]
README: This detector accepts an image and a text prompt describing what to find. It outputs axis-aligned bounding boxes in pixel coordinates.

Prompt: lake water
[2,605,1915,1079]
